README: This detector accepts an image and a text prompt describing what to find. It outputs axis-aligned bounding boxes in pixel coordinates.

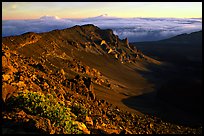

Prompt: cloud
[2,15,202,42]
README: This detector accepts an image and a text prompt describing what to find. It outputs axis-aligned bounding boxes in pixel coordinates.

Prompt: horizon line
[3,16,203,21]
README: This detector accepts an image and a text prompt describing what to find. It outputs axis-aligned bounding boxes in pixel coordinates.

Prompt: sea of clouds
[2,15,202,42]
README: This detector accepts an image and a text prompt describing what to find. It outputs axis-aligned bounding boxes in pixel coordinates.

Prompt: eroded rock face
[124,38,129,47]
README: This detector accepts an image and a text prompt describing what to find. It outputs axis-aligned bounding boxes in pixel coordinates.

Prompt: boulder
[73,121,90,134]
[30,82,42,91]
[2,56,10,68]
[85,116,94,126]
[2,74,11,82]
[2,84,17,103]
[100,40,107,45]
[60,69,65,76]
[114,54,118,59]
[107,48,113,54]
[34,117,54,134]
[16,81,27,88]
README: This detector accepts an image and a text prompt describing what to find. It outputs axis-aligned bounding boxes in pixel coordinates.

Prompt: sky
[2,2,202,20]
[2,2,202,42]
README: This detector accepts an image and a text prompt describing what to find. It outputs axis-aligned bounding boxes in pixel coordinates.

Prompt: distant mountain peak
[40,15,60,20]
[98,14,109,17]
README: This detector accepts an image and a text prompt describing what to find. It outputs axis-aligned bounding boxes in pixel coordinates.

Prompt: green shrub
[71,103,88,119]
[7,90,82,134]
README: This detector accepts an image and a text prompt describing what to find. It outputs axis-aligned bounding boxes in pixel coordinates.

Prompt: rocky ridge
[2,24,202,134]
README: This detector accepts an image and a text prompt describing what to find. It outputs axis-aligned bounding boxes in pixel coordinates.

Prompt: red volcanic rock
[1,25,201,134]
[2,84,17,103]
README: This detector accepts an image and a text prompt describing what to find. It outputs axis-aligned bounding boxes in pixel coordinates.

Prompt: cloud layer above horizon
[2,15,202,42]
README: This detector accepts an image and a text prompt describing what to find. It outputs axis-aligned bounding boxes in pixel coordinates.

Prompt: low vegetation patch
[7,90,85,134]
